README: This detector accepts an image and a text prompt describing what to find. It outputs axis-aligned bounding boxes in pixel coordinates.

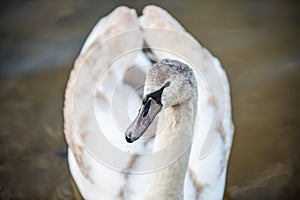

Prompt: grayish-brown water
[0,0,299,199]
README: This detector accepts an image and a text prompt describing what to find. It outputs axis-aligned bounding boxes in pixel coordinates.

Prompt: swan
[64,5,234,200]
[125,58,198,200]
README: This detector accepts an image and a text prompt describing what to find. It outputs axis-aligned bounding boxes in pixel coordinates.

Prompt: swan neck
[145,98,197,200]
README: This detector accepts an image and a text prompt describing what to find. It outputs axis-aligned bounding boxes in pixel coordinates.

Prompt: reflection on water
[0,0,299,199]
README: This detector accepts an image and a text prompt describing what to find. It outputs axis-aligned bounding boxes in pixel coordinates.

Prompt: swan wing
[64,6,148,199]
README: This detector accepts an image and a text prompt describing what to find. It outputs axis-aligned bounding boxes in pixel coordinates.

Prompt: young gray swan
[125,59,198,200]
[64,5,234,200]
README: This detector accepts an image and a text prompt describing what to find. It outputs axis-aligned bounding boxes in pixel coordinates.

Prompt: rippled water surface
[0,0,299,199]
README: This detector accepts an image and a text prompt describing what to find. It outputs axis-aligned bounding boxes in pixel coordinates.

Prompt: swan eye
[164,81,171,88]
[142,96,149,104]
[143,82,170,106]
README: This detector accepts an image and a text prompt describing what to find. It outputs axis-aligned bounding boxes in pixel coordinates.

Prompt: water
[0,0,299,199]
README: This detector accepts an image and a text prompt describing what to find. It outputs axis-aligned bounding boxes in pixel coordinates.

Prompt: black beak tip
[125,132,134,143]
[126,136,134,143]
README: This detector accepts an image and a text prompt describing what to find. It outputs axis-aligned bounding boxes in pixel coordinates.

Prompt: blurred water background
[0,0,299,199]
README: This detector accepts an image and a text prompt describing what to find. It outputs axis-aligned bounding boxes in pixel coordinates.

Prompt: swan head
[125,58,197,143]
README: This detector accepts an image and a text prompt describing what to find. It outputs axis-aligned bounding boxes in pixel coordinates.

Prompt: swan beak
[125,98,162,143]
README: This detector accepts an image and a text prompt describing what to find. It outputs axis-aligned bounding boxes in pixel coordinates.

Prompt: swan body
[64,5,234,200]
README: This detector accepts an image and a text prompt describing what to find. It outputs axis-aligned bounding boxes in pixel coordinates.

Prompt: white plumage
[64,5,234,200]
